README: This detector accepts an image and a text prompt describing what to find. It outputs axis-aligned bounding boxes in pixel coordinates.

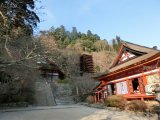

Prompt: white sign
[116,81,128,94]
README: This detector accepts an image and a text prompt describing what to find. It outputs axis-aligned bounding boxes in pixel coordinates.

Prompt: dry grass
[125,100,147,112]
[145,101,159,108]
[86,95,95,104]
[145,101,160,113]
[104,95,127,109]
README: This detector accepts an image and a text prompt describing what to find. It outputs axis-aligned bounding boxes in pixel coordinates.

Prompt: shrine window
[107,83,116,95]
[132,78,140,93]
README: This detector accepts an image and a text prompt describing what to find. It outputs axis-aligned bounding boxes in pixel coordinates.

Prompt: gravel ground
[0,105,158,120]
[81,109,158,120]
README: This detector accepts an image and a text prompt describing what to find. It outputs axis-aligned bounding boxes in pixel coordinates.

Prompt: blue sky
[37,0,160,48]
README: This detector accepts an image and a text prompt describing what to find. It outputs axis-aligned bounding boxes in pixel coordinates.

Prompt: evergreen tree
[0,0,40,34]
[112,36,122,52]
[71,27,78,41]
[52,25,67,48]
[87,30,92,37]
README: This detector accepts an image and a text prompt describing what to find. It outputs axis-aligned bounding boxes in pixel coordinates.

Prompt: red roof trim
[110,44,124,68]
[97,52,160,81]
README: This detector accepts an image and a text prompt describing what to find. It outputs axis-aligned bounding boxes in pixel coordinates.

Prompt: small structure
[35,59,65,106]
[93,42,160,102]
[38,59,65,83]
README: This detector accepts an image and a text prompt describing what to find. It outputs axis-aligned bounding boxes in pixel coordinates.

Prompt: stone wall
[35,81,56,106]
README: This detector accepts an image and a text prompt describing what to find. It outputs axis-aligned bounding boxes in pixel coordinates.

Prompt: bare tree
[72,73,98,95]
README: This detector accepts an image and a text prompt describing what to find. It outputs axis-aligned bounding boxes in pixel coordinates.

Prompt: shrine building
[93,42,160,102]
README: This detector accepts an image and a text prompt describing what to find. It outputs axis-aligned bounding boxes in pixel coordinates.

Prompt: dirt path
[0,105,158,120]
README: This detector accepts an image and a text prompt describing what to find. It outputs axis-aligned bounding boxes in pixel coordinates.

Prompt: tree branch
[0,11,7,27]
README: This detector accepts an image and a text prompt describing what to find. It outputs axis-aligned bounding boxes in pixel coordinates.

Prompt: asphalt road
[0,105,100,120]
[0,105,158,120]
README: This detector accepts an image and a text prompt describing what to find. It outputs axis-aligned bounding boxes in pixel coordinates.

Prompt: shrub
[86,95,95,104]
[149,105,160,114]
[80,94,88,102]
[73,94,89,103]
[104,95,126,109]
[125,100,147,112]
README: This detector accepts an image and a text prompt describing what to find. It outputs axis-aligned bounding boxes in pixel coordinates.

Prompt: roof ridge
[122,41,160,51]
[110,41,159,69]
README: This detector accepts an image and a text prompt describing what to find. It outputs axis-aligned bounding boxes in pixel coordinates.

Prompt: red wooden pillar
[94,94,96,103]
[106,85,109,96]
[141,97,144,101]
[97,92,99,102]
[139,76,145,94]
[114,83,117,95]
[143,75,147,86]
[140,73,147,94]
[126,79,133,95]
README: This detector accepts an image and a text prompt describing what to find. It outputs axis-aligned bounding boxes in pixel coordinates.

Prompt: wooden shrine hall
[93,42,160,102]
[38,58,65,83]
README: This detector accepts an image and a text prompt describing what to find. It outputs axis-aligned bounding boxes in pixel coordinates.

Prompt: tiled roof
[95,41,160,79]
[110,41,159,72]
[110,51,159,72]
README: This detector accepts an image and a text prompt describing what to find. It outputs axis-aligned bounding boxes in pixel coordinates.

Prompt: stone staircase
[54,83,75,105]
[55,96,75,105]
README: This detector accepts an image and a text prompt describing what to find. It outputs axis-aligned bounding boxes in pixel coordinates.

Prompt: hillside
[0,23,120,105]
[38,26,120,76]
[92,51,117,73]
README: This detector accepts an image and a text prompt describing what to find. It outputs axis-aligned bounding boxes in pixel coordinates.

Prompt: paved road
[0,105,158,120]
[0,105,99,120]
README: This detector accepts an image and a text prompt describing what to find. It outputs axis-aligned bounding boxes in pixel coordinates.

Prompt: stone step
[55,96,75,105]
[56,101,75,105]
[56,96,73,100]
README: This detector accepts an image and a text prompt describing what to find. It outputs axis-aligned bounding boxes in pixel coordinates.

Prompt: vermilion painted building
[93,42,160,102]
